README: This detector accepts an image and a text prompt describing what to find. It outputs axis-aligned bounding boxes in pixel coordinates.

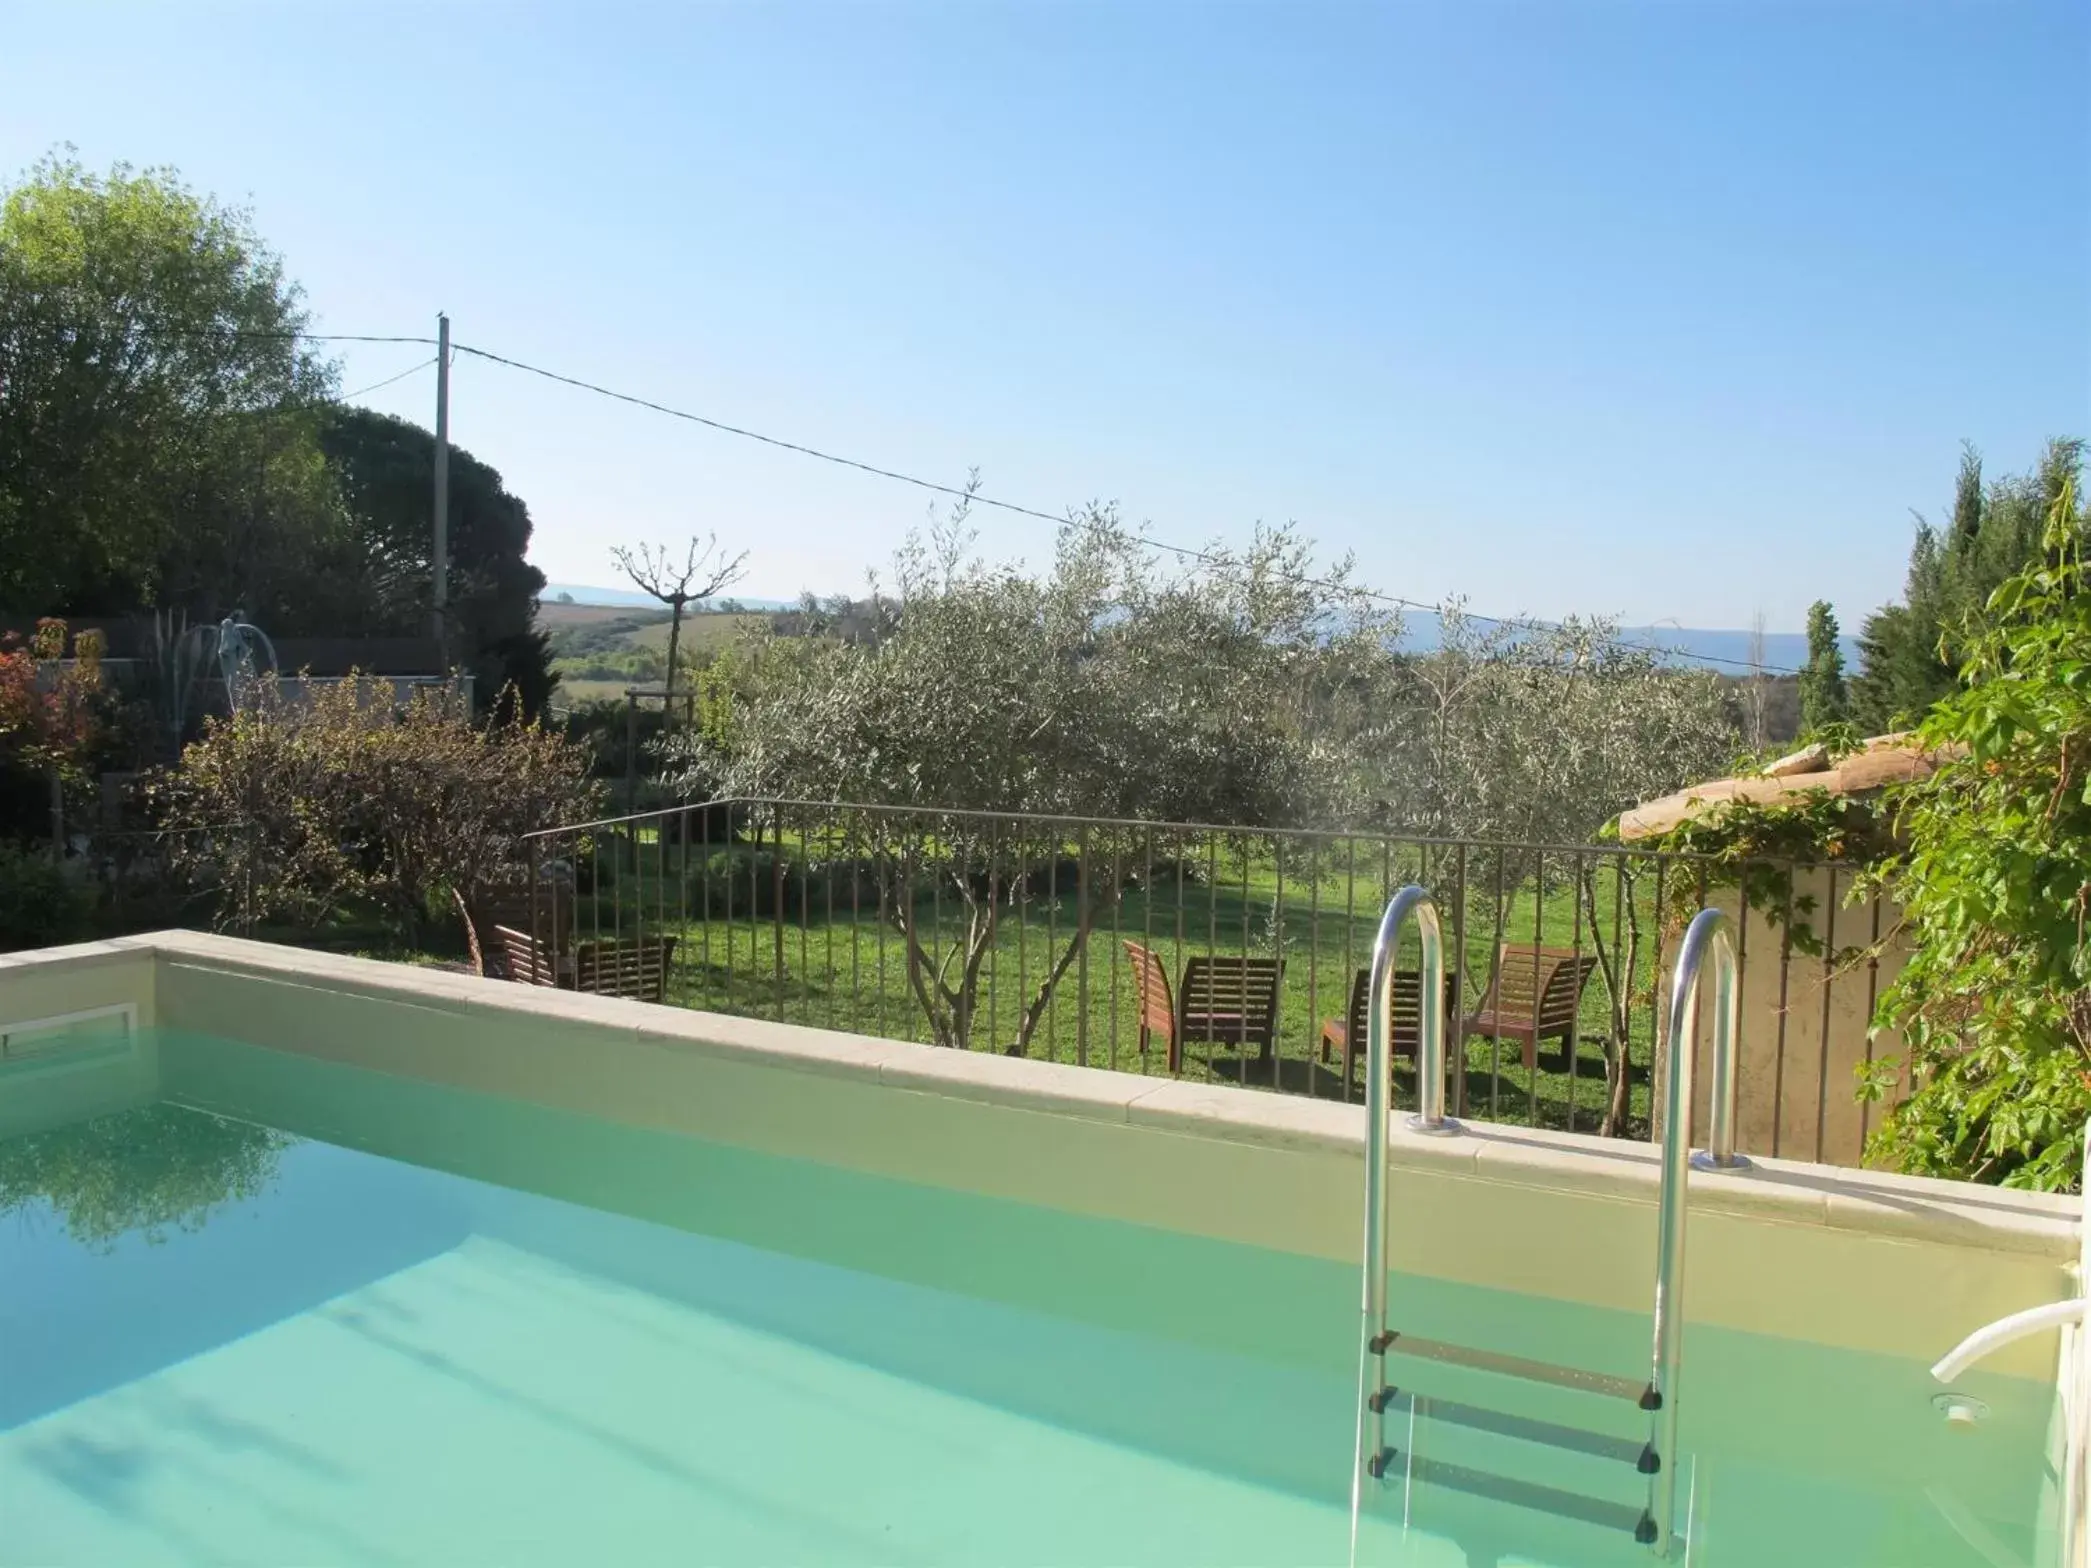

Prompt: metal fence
[516,798,1900,1158]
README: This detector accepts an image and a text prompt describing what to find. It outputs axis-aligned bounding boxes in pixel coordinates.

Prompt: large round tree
[0,152,345,623]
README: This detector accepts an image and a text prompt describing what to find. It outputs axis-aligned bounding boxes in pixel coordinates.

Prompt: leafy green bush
[0,842,89,951]
[156,679,600,937]
[1859,474,2091,1189]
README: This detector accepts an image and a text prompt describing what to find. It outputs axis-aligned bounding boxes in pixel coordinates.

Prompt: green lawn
[561,828,1683,1140]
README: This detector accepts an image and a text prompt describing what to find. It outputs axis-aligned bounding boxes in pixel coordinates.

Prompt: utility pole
[432,311,451,663]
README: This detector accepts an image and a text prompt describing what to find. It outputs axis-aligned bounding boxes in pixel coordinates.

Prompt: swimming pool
[0,934,2078,1565]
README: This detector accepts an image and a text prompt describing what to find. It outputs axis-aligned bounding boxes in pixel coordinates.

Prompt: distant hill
[1397,614,1859,674]
[540,581,1856,689]
[542,582,792,612]
[539,597,761,706]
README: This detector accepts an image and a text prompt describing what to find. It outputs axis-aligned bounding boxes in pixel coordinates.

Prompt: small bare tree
[610,534,748,712]
[1744,609,1770,752]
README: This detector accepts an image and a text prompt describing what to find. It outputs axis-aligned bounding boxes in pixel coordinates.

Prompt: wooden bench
[1461,944,1601,1070]
[457,879,571,980]
[493,925,678,1004]
[1123,942,1284,1073]
[1318,966,1461,1087]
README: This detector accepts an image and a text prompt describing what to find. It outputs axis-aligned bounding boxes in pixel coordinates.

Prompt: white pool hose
[1931,1298,2088,1386]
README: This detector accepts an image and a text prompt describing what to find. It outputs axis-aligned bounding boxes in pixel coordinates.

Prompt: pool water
[0,1031,2060,1566]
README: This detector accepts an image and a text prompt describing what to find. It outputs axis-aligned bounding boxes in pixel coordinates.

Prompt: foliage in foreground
[156,680,600,935]
[1859,475,2091,1189]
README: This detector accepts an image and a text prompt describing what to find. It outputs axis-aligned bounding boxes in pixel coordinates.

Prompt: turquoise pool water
[0,1031,2060,1566]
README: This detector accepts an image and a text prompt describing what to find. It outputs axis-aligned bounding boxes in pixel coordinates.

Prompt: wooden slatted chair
[457,878,571,979]
[1318,967,1461,1086]
[1123,940,1178,1064]
[574,934,679,1003]
[1460,944,1601,1070]
[1121,942,1284,1073]
[494,925,677,1004]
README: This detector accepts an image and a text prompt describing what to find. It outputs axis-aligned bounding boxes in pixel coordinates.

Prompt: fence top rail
[522,794,1832,871]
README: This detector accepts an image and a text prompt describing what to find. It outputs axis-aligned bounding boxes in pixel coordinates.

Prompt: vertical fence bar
[1076,826,1091,1069]
[1017,833,1030,1059]
[1490,850,1506,1121]
[1343,836,1357,1100]
[1614,855,1630,1134]
[1109,836,1123,1072]
[1815,864,1838,1165]
[824,811,836,1031]
[1140,830,1155,1075]
[1229,840,1246,1087]
[1046,835,1060,1063]
[1308,836,1327,1097]
[931,823,944,1047]
[1771,862,1795,1160]
[876,823,889,1038]
[1173,831,1187,1078]
[771,810,786,1022]
[1568,852,1585,1135]
[676,806,691,1008]
[1206,834,1219,1075]
[1273,837,1290,1079]
[1862,891,1883,1143]
[988,818,1002,1052]
[705,808,720,1012]
[746,821,760,1001]
[798,811,812,1026]
[850,811,863,1033]
[1452,843,1468,1116]
[1529,850,1546,1127]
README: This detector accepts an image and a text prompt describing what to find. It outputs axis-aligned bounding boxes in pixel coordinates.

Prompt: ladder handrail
[1353,886,1450,1538]
[1353,896,1744,1560]
[1646,906,1746,1555]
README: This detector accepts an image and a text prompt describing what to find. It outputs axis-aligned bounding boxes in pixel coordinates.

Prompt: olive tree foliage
[1342,605,1739,1135]
[1346,603,1736,851]
[668,493,1396,1051]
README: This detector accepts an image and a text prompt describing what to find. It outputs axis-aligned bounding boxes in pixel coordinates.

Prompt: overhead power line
[339,357,437,401]
[451,341,1803,675]
[33,320,1800,673]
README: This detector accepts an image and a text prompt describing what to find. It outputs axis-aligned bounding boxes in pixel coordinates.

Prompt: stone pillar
[1654,865,1912,1168]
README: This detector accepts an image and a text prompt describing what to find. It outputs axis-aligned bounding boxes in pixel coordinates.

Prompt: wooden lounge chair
[1122,942,1284,1073]
[1318,967,1461,1085]
[1461,944,1601,1070]
[456,877,570,979]
[494,925,678,1004]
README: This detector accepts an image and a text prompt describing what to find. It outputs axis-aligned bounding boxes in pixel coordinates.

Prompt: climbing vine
[1639,789,1893,961]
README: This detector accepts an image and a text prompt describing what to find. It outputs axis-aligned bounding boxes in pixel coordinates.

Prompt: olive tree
[687,495,1396,1052]
[1345,604,1739,1133]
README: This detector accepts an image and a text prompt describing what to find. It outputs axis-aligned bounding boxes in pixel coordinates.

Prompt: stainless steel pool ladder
[1352,893,1745,1559]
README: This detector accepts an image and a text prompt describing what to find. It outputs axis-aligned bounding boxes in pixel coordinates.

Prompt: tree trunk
[663,599,686,716]
[1578,861,1644,1139]
[1009,897,1099,1056]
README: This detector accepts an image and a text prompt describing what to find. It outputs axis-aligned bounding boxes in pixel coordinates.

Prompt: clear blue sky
[3,1,2086,632]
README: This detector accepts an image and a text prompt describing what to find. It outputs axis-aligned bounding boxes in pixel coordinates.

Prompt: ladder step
[1382,1449,1657,1541]
[1372,1332,1653,1405]
[1407,1394,1656,1469]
